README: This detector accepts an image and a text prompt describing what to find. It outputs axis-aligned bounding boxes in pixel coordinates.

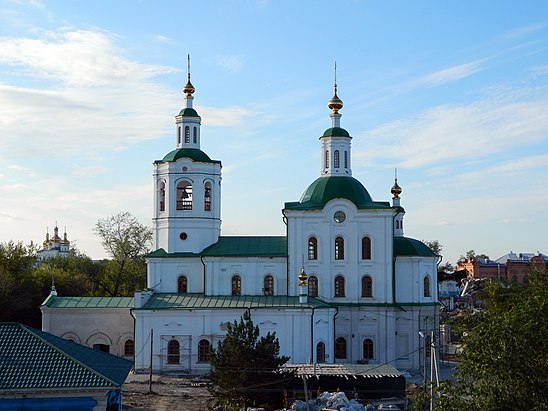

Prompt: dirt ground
[122,374,217,411]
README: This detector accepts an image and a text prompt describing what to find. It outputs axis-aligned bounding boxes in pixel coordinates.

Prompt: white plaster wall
[41,307,134,358]
[285,199,394,303]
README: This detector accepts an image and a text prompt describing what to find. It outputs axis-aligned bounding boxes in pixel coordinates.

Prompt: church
[131,67,440,373]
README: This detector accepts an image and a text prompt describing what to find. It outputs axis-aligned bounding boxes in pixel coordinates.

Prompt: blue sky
[1,0,547,265]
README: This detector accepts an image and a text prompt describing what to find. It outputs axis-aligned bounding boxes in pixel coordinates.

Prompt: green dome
[155,148,221,164]
[285,176,391,210]
[394,237,438,257]
[322,127,350,137]
[178,108,199,117]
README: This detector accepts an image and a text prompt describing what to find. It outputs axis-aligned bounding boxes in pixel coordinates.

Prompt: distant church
[37,225,70,260]
[43,64,439,374]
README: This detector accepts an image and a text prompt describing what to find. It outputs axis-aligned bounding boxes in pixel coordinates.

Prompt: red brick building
[456,252,547,284]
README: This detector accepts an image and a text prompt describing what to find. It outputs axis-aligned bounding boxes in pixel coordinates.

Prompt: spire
[182,54,195,101]
[327,62,343,127]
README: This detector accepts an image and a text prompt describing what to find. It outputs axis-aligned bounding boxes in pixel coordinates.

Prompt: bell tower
[152,57,222,253]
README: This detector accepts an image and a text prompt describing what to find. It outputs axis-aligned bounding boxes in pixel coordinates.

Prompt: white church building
[131,69,440,374]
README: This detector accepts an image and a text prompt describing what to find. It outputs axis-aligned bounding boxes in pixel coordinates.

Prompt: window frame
[308,237,318,260]
[308,275,318,297]
[198,339,210,363]
[361,275,373,298]
[167,339,180,364]
[335,337,347,359]
[231,275,241,296]
[335,237,345,260]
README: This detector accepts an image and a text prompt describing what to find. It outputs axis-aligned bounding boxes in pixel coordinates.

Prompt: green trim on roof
[0,323,132,390]
[285,176,391,211]
[42,296,134,309]
[177,107,199,117]
[147,236,288,259]
[394,236,438,257]
[322,127,350,137]
[155,148,221,164]
[138,293,331,310]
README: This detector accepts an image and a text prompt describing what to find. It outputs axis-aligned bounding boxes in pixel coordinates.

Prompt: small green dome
[155,148,221,164]
[178,108,199,117]
[285,176,391,210]
[394,237,438,257]
[322,127,350,137]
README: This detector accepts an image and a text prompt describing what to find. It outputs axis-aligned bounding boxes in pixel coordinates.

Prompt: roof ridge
[21,324,120,387]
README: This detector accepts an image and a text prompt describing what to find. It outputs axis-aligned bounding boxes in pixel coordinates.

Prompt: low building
[41,288,135,358]
[0,322,132,411]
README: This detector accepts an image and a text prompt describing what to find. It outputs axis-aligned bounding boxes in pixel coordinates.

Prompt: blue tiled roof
[0,323,132,390]
[42,295,134,308]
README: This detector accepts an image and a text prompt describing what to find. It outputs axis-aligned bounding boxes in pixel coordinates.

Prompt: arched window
[193,126,197,143]
[178,126,182,145]
[423,276,431,297]
[176,181,192,210]
[335,237,344,260]
[264,275,274,296]
[335,337,347,359]
[204,182,212,211]
[344,151,348,168]
[362,237,371,260]
[159,181,166,212]
[363,338,374,359]
[198,339,210,362]
[178,276,188,293]
[184,126,190,143]
[124,339,134,356]
[334,275,345,297]
[308,237,318,260]
[167,339,180,364]
[334,150,340,168]
[232,275,241,296]
[308,276,318,297]
[316,342,326,363]
[325,150,329,168]
[361,275,373,297]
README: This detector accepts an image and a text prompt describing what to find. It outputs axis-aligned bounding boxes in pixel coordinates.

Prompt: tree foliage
[0,241,38,325]
[208,312,293,409]
[459,249,490,261]
[437,270,548,410]
[94,211,152,296]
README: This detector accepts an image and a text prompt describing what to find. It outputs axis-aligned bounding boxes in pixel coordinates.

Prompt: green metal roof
[285,176,391,210]
[177,107,199,117]
[42,296,134,309]
[148,236,288,259]
[155,148,221,164]
[202,236,287,257]
[138,293,331,310]
[321,127,351,137]
[394,236,438,257]
[0,323,132,390]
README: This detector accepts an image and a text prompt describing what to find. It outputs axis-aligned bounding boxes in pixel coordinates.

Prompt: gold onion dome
[298,266,308,286]
[328,85,343,113]
[183,77,195,97]
[391,178,402,199]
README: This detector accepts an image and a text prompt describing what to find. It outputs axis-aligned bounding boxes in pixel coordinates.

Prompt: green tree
[0,241,39,326]
[423,240,454,272]
[93,211,152,296]
[459,249,490,261]
[437,270,548,410]
[208,312,293,409]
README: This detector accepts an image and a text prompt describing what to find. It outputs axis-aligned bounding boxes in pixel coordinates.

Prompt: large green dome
[284,176,391,210]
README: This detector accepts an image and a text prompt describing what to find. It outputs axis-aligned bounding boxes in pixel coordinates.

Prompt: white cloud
[355,84,548,169]
[500,22,548,40]
[0,29,175,86]
[154,35,173,43]
[217,54,243,73]
[417,60,484,87]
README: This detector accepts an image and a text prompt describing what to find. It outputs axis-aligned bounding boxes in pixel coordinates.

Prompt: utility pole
[149,329,154,393]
